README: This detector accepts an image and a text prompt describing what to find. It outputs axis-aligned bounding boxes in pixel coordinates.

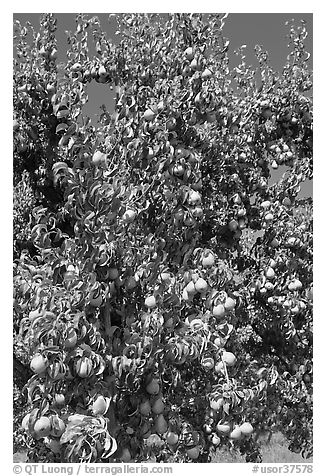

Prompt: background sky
[13,12,313,197]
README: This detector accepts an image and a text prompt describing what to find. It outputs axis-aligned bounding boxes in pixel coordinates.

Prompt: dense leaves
[13,13,312,462]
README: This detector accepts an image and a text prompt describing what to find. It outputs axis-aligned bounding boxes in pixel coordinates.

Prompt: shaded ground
[14,432,312,464]
[212,432,313,463]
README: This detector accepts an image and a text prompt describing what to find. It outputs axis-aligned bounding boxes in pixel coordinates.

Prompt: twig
[222,358,230,385]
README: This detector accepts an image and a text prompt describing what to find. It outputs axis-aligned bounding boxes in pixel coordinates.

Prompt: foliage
[13,13,312,463]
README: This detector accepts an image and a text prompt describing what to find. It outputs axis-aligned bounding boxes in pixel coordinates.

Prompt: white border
[3,2,325,475]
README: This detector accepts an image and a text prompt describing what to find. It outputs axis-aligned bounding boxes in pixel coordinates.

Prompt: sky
[13,12,313,197]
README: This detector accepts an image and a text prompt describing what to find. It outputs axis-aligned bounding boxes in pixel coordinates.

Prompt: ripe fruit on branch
[157,100,164,112]
[64,328,78,349]
[214,336,227,348]
[39,46,48,57]
[265,281,274,291]
[210,398,223,411]
[49,48,57,61]
[265,213,274,222]
[145,433,164,449]
[291,305,300,315]
[160,272,171,283]
[188,111,198,125]
[287,237,297,247]
[46,438,61,454]
[262,107,272,119]
[202,68,213,79]
[92,395,110,415]
[306,286,313,301]
[98,64,107,77]
[54,394,65,407]
[164,317,174,329]
[270,238,280,248]
[222,351,236,367]
[239,422,254,436]
[175,146,187,159]
[193,206,204,218]
[71,62,82,72]
[211,434,221,446]
[122,209,137,223]
[145,295,156,308]
[207,111,217,125]
[139,400,152,416]
[75,356,93,378]
[265,267,276,279]
[261,200,271,209]
[46,83,55,95]
[166,117,177,131]
[143,109,156,122]
[224,297,236,311]
[146,147,155,160]
[202,251,215,267]
[89,289,103,307]
[64,269,75,282]
[282,197,292,207]
[228,219,238,232]
[185,280,196,295]
[152,397,165,414]
[30,354,47,374]
[92,151,107,166]
[294,279,303,290]
[34,416,51,439]
[122,127,134,143]
[173,211,183,226]
[215,361,225,374]
[182,65,191,77]
[237,217,246,230]
[195,278,208,294]
[184,46,195,61]
[120,448,132,462]
[67,264,75,273]
[182,288,191,301]
[21,413,31,431]
[190,58,199,71]
[229,426,242,440]
[155,414,168,434]
[90,65,98,78]
[28,310,43,322]
[203,423,213,434]
[216,422,231,436]
[125,276,137,290]
[108,267,119,281]
[172,164,185,177]
[184,214,196,227]
[201,356,215,370]
[213,304,226,319]
[186,446,200,459]
[288,279,303,291]
[146,378,160,395]
[237,207,247,218]
[166,431,179,446]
